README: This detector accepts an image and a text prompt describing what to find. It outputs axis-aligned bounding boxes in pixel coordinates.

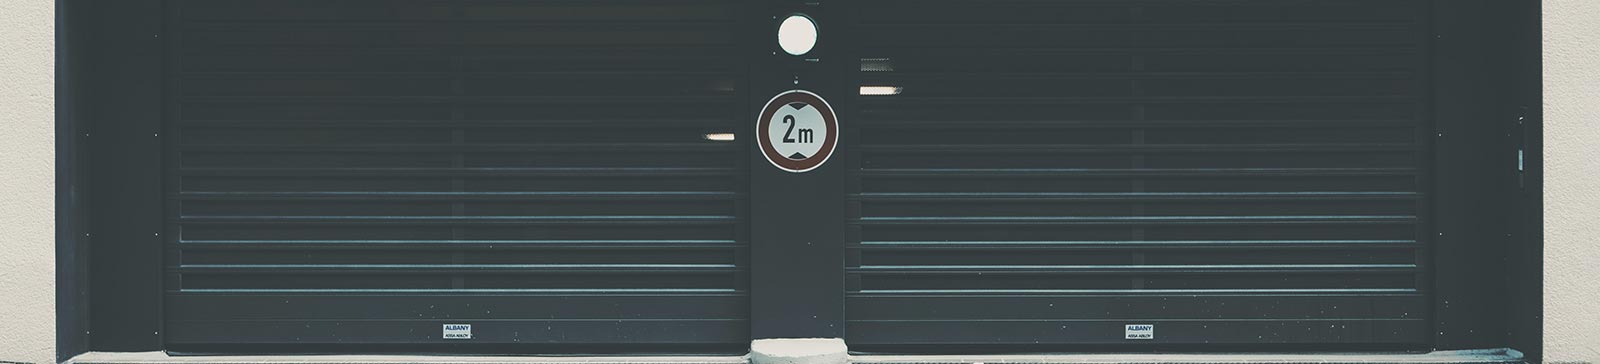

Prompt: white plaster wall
[1544,0,1600,362]
[0,0,54,362]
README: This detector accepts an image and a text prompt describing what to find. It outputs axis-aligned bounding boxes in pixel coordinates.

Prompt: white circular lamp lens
[777,14,818,56]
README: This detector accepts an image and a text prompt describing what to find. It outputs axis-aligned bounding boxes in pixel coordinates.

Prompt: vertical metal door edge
[1505,0,1544,361]
[83,0,166,351]
[57,0,89,359]
[1429,0,1518,350]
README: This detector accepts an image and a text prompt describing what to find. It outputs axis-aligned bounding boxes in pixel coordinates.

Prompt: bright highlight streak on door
[859,86,903,96]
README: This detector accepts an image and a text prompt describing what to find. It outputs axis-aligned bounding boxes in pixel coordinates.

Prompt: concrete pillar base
[749,338,847,364]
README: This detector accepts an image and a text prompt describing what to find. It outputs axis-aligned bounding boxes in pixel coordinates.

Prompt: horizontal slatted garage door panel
[164,0,748,351]
[845,0,1428,349]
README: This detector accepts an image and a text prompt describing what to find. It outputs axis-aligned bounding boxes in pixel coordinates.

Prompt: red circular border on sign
[756,90,838,173]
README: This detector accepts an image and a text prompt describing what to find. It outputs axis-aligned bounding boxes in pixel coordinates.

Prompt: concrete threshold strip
[68,340,1523,364]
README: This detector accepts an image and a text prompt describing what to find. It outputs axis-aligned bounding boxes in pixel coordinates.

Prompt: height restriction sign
[757,90,839,173]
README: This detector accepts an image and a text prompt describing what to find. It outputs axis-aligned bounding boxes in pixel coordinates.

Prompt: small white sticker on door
[1125,324,1154,340]
[443,324,472,339]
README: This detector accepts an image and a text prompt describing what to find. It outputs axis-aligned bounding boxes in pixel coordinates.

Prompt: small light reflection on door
[859,86,903,96]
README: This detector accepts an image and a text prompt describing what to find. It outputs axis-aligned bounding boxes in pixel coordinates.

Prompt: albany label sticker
[1125,324,1154,340]
[443,324,472,340]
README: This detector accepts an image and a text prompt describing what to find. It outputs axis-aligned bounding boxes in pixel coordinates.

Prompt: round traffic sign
[756,90,838,173]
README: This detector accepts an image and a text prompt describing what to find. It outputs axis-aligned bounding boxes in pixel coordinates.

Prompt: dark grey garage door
[163,0,749,352]
[844,0,1431,349]
[159,0,1432,353]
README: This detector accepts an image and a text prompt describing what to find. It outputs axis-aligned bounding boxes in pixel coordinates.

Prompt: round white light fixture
[777,14,818,56]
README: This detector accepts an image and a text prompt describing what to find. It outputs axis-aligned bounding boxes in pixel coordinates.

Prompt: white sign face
[766,102,829,161]
[1125,324,1154,340]
[756,90,838,173]
[442,324,472,340]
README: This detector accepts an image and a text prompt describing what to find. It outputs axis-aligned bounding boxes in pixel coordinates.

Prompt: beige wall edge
[1544,0,1600,362]
[0,0,57,362]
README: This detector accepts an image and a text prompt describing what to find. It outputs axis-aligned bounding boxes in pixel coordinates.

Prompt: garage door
[163,0,749,352]
[159,0,1433,353]
[844,0,1431,349]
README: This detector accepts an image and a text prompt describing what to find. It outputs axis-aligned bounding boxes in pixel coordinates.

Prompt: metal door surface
[163,0,752,352]
[158,0,1432,353]
[841,0,1431,351]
